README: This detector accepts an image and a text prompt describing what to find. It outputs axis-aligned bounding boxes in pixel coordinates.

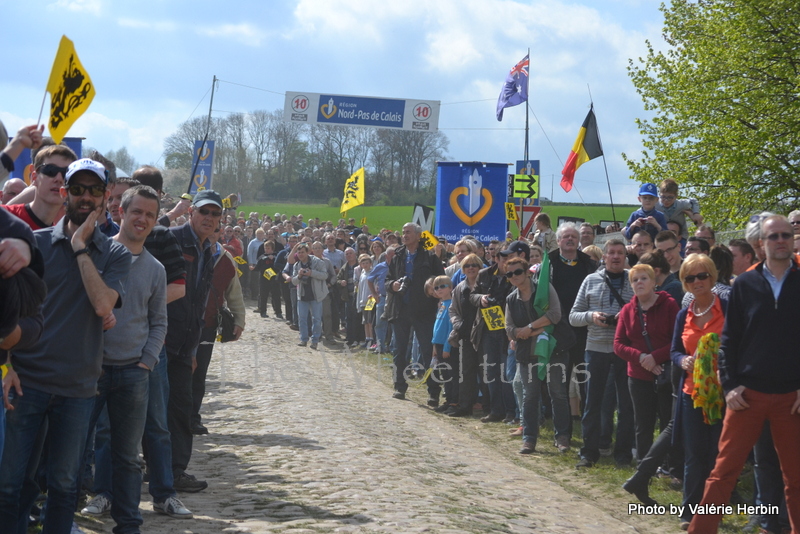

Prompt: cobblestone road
[79,306,678,534]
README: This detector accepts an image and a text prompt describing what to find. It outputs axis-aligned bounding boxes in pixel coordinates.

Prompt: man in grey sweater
[569,239,635,469]
[83,185,168,533]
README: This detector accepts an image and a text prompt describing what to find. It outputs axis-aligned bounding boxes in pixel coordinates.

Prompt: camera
[601,313,619,326]
[396,276,410,295]
[485,296,497,306]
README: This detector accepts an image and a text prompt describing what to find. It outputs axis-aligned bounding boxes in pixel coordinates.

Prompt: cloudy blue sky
[2,0,665,204]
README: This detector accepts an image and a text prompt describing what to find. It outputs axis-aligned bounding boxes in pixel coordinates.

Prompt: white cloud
[49,0,103,15]
[196,23,267,47]
[117,18,177,32]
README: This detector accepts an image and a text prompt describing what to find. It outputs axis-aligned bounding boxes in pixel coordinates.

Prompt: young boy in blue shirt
[622,183,668,242]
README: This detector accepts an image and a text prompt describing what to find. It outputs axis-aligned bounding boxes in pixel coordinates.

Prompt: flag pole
[524,48,530,162]
[188,75,217,196]
[37,91,48,127]
[587,85,617,225]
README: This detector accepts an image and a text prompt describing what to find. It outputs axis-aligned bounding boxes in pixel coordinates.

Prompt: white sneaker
[154,495,193,519]
[81,494,112,515]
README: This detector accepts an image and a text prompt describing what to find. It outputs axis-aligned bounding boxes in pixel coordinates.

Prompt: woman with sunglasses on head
[613,264,679,467]
[670,253,728,530]
[504,257,567,454]
[446,253,483,417]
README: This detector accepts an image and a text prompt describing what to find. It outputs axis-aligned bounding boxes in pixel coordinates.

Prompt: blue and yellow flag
[46,35,95,144]
[533,250,557,380]
[340,167,365,214]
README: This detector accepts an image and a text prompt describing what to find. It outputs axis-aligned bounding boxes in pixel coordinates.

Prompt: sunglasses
[766,232,793,241]
[37,164,69,177]
[463,263,481,269]
[197,207,222,217]
[791,221,800,226]
[434,284,450,291]
[505,268,527,279]
[67,183,106,198]
[683,272,711,283]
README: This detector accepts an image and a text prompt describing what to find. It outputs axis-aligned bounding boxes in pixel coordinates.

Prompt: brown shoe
[555,435,570,453]
[508,426,523,436]
[519,441,536,454]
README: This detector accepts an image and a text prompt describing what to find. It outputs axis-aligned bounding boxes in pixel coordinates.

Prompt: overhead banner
[284,92,440,132]
[435,162,509,243]
[190,140,215,195]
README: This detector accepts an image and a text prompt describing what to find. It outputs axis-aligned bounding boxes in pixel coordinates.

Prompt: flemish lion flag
[560,106,602,193]
[46,35,95,144]
[340,167,365,213]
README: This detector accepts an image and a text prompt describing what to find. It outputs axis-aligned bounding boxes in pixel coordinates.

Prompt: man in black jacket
[385,223,444,401]
[689,215,800,534]
[549,223,597,433]
[165,190,221,492]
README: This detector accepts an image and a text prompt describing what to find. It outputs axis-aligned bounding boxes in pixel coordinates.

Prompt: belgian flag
[560,106,603,192]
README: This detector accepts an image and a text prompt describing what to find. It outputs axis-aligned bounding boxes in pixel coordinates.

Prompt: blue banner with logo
[435,162,509,243]
[190,140,215,195]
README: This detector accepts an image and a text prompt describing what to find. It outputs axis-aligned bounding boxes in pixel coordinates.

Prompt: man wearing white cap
[0,158,131,533]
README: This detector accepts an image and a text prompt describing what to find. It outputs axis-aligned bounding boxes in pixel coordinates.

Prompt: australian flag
[496,54,529,121]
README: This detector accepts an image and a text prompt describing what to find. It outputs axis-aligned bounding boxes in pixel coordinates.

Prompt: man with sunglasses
[689,215,800,534]
[0,158,131,534]
[2,144,78,230]
[163,189,223,493]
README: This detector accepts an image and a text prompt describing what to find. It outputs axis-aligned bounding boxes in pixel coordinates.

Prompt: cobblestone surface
[78,307,677,534]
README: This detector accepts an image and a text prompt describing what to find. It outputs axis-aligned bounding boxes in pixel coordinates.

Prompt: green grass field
[236,202,638,233]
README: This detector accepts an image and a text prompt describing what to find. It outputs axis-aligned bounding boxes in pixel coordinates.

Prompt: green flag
[533,251,557,380]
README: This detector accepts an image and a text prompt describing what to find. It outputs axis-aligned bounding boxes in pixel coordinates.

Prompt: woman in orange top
[670,254,728,530]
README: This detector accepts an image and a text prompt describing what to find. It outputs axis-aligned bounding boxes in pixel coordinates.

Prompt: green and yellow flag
[46,35,95,144]
[340,167,365,214]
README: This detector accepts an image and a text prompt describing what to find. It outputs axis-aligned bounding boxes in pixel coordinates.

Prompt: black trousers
[628,376,672,460]
[456,338,480,412]
[258,276,282,316]
[280,281,293,323]
[167,349,194,475]
[191,327,218,426]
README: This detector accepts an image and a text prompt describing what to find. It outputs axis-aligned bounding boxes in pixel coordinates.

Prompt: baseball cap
[65,158,109,185]
[498,240,531,258]
[193,189,223,209]
[638,183,658,197]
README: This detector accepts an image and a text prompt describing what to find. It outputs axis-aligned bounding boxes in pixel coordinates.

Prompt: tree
[103,147,139,175]
[624,0,800,226]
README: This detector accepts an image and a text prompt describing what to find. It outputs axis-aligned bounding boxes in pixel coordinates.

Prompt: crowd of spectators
[2,122,799,534]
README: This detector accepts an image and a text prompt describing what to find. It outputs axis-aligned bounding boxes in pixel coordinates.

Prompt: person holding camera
[384,223,444,401]
[569,239,635,468]
[292,243,329,349]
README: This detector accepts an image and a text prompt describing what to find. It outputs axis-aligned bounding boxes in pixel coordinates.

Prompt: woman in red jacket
[614,263,679,462]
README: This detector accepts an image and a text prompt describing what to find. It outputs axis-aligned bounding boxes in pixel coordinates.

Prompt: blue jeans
[579,350,634,464]
[681,392,722,522]
[143,345,175,503]
[87,363,149,534]
[519,349,570,446]
[0,386,95,534]
[297,299,322,343]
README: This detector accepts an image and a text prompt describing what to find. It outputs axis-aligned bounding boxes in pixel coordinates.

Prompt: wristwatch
[73,247,90,257]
